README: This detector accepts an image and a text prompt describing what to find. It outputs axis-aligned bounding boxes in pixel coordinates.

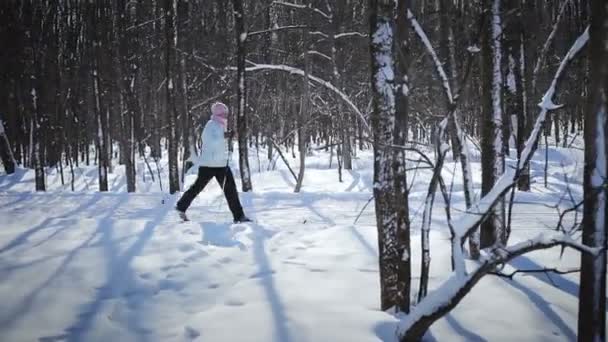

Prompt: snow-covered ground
[0,144,605,341]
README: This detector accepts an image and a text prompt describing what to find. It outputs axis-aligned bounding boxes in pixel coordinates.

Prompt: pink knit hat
[211,102,229,127]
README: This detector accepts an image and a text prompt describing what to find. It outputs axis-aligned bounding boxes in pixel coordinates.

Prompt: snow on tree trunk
[370,0,409,313]
[233,0,252,192]
[577,4,607,340]
[394,0,411,313]
[165,0,180,194]
[480,0,506,248]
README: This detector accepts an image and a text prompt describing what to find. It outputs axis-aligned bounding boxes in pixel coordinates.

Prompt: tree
[232,0,253,192]
[118,0,137,193]
[480,0,506,248]
[370,0,410,313]
[577,1,607,339]
[0,115,16,174]
[165,0,180,194]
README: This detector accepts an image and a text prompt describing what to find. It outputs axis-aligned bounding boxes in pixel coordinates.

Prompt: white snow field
[0,145,606,341]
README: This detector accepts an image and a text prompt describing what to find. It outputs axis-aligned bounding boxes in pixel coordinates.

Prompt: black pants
[176,166,245,220]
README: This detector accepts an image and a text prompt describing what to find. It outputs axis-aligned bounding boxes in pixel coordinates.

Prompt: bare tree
[232,0,253,192]
[165,0,180,194]
[370,0,410,313]
[480,0,506,248]
[577,2,607,339]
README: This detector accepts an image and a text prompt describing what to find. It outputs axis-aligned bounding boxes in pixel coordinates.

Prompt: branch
[406,9,453,104]
[248,25,308,37]
[335,32,367,39]
[531,0,571,90]
[236,62,370,133]
[308,50,332,61]
[272,1,330,19]
[268,138,298,182]
[489,267,580,280]
[453,26,590,242]
[397,232,601,340]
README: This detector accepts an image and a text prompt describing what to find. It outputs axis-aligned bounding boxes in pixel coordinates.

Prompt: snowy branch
[335,32,367,39]
[248,25,308,37]
[272,1,330,19]
[397,231,601,340]
[406,9,453,104]
[396,26,591,341]
[309,31,329,39]
[531,0,571,90]
[307,50,332,61]
[236,63,370,133]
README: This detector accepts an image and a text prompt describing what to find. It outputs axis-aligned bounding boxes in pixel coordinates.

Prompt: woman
[176,102,251,223]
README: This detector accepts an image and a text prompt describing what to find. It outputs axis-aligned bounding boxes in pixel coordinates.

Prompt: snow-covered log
[398,232,601,341]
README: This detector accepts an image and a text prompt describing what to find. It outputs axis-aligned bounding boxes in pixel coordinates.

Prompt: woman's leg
[215,167,245,220]
[176,167,213,212]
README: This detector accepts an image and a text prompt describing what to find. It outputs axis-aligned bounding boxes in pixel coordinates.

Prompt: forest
[0,0,606,341]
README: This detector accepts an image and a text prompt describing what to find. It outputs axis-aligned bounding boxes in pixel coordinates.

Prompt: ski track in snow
[0,146,606,341]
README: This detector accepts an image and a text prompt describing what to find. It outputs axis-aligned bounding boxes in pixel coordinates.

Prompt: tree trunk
[577,3,607,340]
[480,0,506,248]
[118,0,136,193]
[232,0,252,192]
[0,117,16,174]
[370,0,409,313]
[394,0,411,313]
[294,27,311,193]
[165,0,180,194]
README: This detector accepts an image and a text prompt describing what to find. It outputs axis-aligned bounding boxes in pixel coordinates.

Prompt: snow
[491,0,504,181]
[507,55,517,94]
[1,141,606,341]
[372,20,395,114]
[467,46,480,53]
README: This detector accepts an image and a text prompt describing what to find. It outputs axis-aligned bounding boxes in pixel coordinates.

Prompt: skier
[176,102,251,223]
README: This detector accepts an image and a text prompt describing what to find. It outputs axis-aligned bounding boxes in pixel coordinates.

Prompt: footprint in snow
[183,251,208,263]
[184,326,200,340]
[249,269,276,279]
[178,243,196,253]
[224,299,245,306]
[161,263,188,272]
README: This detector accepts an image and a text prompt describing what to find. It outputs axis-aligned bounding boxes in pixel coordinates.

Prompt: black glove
[224,130,234,139]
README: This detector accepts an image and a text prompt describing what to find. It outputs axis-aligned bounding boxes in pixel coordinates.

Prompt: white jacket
[198,120,228,167]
